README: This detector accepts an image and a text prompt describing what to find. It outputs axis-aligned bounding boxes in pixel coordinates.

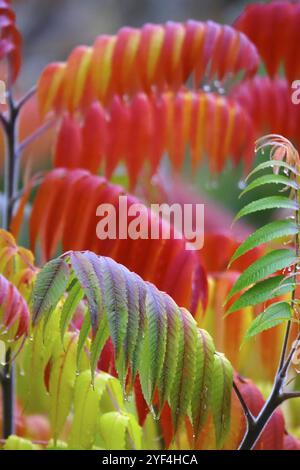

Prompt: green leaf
[129,275,147,385]
[158,296,181,412]
[234,196,298,223]
[18,306,61,414]
[229,220,298,266]
[122,267,140,379]
[46,440,68,450]
[95,256,129,383]
[60,280,84,341]
[240,173,299,198]
[245,302,292,339]
[139,285,167,405]
[245,160,300,181]
[68,370,107,450]
[169,308,198,431]
[98,412,141,450]
[227,275,295,314]
[191,329,215,436]
[125,413,142,450]
[210,353,233,448]
[226,249,298,302]
[3,435,39,450]
[90,317,109,383]
[76,313,91,369]
[70,252,102,332]
[49,333,78,441]
[32,258,70,324]
[99,374,125,413]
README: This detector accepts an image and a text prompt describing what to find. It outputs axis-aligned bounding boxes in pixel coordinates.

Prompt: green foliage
[32,258,69,324]
[48,333,81,441]
[227,276,294,314]
[68,370,141,450]
[3,435,40,450]
[245,159,299,180]
[227,157,299,341]
[245,302,292,339]
[17,305,61,413]
[234,196,298,223]
[32,250,233,444]
[191,329,215,437]
[226,249,297,302]
[210,353,233,448]
[98,412,142,450]
[239,174,299,198]
[229,220,298,266]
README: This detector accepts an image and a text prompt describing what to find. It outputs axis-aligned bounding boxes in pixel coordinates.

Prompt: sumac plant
[0,0,300,451]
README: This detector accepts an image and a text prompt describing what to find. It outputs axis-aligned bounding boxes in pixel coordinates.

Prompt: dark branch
[233,380,255,429]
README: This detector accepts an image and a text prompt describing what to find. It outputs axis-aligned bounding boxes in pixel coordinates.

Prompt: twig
[15,85,37,114]
[279,391,300,402]
[233,380,255,429]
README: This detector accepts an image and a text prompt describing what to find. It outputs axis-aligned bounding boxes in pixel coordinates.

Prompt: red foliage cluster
[29,168,208,315]
[234,1,300,83]
[0,0,21,82]
[37,20,259,115]
[0,274,29,340]
[54,91,254,187]
[231,76,300,148]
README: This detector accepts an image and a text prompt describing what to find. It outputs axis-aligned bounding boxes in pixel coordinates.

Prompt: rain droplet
[238,179,246,190]
[149,404,158,420]
[123,393,129,402]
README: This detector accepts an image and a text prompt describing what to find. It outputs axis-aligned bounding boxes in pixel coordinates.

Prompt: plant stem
[238,377,282,449]
[2,350,15,439]
[233,380,255,430]
[1,89,19,438]
[15,85,36,112]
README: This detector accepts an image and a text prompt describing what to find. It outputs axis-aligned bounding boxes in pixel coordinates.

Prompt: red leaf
[37,20,259,114]
[30,168,207,315]
[234,1,300,83]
